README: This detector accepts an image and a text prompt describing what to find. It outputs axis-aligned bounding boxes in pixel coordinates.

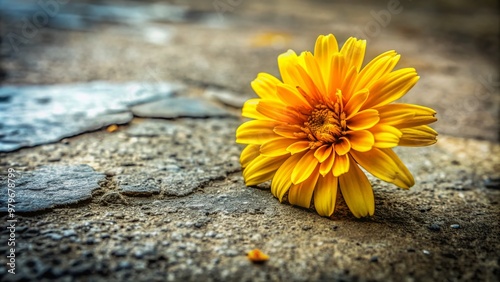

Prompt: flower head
[236,34,437,218]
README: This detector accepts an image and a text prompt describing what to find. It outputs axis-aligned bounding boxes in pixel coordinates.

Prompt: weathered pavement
[0,0,499,281]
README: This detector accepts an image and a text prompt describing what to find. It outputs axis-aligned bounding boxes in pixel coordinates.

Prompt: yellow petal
[396,115,437,129]
[344,89,369,119]
[288,166,320,208]
[274,125,305,139]
[399,125,438,147]
[314,34,339,89]
[314,145,332,163]
[282,59,321,102]
[319,150,335,176]
[340,37,366,73]
[240,144,260,168]
[276,83,312,109]
[370,124,403,148]
[247,249,269,263]
[327,53,346,100]
[364,68,419,109]
[277,49,299,85]
[286,141,311,155]
[242,99,271,120]
[376,104,414,125]
[303,51,327,95]
[332,153,349,177]
[377,103,437,128]
[260,138,296,157]
[347,109,380,130]
[236,120,280,144]
[313,172,338,217]
[347,130,374,152]
[271,153,305,201]
[257,100,302,124]
[314,34,339,61]
[243,155,288,186]
[339,157,374,218]
[350,148,414,189]
[353,51,400,91]
[341,66,359,100]
[251,72,282,100]
[291,150,319,184]
[334,137,351,155]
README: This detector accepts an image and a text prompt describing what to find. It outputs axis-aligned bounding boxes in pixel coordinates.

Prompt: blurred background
[0,0,499,141]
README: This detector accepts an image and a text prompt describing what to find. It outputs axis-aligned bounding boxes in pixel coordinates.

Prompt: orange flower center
[302,90,347,149]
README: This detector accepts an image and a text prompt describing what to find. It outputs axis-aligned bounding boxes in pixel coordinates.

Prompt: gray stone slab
[0,1,190,31]
[110,119,239,197]
[0,165,105,213]
[0,81,180,152]
[131,97,232,118]
[204,87,249,108]
[117,175,161,196]
[116,168,228,197]
[162,168,228,197]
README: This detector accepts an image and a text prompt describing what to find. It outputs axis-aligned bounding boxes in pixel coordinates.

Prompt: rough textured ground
[0,0,499,281]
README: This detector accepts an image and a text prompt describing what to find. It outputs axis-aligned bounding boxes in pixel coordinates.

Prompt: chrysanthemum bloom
[236,34,438,218]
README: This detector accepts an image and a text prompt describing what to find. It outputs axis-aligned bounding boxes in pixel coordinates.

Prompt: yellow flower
[236,34,437,218]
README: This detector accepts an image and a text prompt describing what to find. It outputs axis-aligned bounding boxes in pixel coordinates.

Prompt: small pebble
[205,231,217,238]
[418,206,432,212]
[116,261,132,270]
[484,177,500,190]
[104,169,117,177]
[63,230,77,237]
[81,250,94,258]
[46,233,63,241]
[225,249,239,257]
[165,164,180,172]
[48,156,61,162]
[428,223,441,232]
[133,251,144,259]
[423,250,430,255]
[59,244,72,254]
[112,249,127,257]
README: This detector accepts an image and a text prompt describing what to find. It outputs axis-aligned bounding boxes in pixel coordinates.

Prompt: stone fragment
[428,223,442,232]
[204,87,249,108]
[0,81,180,152]
[117,175,161,196]
[0,165,105,212]
[131,97,232,119]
